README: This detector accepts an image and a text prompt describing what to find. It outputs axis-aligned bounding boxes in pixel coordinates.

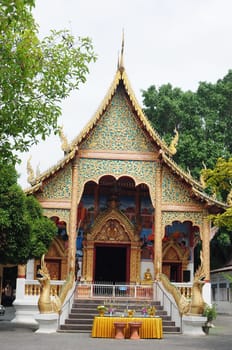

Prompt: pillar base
[34,313,58,334]
[182,315,207,336]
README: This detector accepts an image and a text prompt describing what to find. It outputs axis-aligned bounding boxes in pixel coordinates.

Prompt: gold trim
[79,149,158,161]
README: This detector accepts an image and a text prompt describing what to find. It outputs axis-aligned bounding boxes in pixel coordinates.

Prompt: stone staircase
[59,299,181,333]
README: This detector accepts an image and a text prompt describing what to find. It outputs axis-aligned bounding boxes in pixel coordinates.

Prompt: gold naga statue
[37,255,74,314]
[159,252,206,315]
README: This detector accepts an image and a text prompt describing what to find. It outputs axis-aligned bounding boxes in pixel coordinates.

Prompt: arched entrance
[82,195,141,283]
[94,244,129,282]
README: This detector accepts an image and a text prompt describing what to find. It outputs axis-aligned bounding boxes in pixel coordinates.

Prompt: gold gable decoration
[94,219,130,242]
[87,207,139,243]
[163,239,190,265]
[169,127,179,155]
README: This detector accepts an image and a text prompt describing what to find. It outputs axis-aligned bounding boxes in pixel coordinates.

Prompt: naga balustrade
[20,280,193,300]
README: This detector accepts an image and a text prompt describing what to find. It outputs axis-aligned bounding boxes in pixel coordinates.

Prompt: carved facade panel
[161,211,203,238]
[37,164,72,200]
[43,208,70,231]
[77,158,156,206]
[162,166,197,205]
[163,247,179,261]
[94,219,130,242]
[80,87,154,152]
[88,208,138,242]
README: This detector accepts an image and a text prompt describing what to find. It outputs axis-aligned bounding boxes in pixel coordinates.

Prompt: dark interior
[94,246,127,283]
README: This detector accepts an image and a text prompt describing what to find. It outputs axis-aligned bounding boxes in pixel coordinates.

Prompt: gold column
[202,211,210,281]
[85,242,94,282]
[154,162,162,277]
[130,242,141,283]
[17,264,26,278]
[68,159,79,274]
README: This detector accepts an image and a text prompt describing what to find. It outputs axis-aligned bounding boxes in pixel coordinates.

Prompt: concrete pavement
[0,307,232,350]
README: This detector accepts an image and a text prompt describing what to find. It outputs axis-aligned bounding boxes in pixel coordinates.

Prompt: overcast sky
[17,0,232,187]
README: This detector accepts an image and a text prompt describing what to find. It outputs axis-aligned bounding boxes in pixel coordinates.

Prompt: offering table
[91,316,163,339]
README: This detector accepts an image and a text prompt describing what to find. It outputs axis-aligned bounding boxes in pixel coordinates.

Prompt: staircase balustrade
[76,282,153,299]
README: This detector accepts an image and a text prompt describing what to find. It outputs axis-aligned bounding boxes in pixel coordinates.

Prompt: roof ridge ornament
[119,29,125,72]
[27,155,36,186]
[169,127,179,155]
[58,125,70,155]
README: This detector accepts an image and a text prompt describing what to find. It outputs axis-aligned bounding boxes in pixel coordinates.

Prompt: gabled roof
[25,61,174,193]
[68,66,172,156]
[24,52,228,212]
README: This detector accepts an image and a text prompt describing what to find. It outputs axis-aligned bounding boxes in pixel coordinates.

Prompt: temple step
[58,298,181,334]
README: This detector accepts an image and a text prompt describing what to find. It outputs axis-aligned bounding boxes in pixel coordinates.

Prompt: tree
[142,71,232,178]
[201,158,232,268]
[142,74,232,269]
[202,158,232,229]
[0,0,96,163]
[0,162,57,264]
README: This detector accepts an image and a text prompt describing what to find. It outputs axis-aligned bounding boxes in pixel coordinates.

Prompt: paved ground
[0,307,232,350]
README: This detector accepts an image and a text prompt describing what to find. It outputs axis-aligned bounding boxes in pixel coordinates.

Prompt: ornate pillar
[85,242,94,282]
[130,242,141,283]
[68,159,79,274]
[154,162,162,277]
[202,210,211,281]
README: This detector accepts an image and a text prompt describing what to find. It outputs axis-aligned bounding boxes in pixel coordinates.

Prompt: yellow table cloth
[91,316,163,339]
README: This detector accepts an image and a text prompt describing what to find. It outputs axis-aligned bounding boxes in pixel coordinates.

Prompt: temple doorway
[163,263,182,282]
[94,246,128,283]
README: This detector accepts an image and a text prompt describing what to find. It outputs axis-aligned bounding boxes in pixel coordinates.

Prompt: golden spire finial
[36,162,41,178]
[169,127,179,155]
[27,155,36,186]
[119,29,125,72]
[200,161,207,189]
[58,125,70,155]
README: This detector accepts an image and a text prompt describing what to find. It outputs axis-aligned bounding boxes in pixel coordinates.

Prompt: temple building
[24,47,226,289]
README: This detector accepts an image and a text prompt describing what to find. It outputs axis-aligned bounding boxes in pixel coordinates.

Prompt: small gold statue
[143,268,153,284]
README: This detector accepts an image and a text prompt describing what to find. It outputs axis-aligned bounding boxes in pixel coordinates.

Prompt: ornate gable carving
[162,239,190,262]
[87,207,139,243]
[95,219,130,241]
[80,87,154,153]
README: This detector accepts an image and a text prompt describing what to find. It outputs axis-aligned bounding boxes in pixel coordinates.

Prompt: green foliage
[202,158,232,230]
[0,164,57,264]
[222,273,232,283]
[203,304,217,322]
[142,74,232,269]
[0,0,96,163]
[142,71,232,178]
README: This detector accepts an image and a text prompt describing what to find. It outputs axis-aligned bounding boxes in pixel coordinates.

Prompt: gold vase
[99,310,105,317]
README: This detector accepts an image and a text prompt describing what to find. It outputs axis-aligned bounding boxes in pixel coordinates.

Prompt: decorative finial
[27,155,36,186]
[200,161,207,189]
[58,125,70,155]
[169,127,179,155]
[119,29,125,72]
[187,167,191,176]
[36,162,41,178]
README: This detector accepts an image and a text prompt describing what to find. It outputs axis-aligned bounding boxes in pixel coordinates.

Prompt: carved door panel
[45,260,61,280]
[162,264,170,280]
